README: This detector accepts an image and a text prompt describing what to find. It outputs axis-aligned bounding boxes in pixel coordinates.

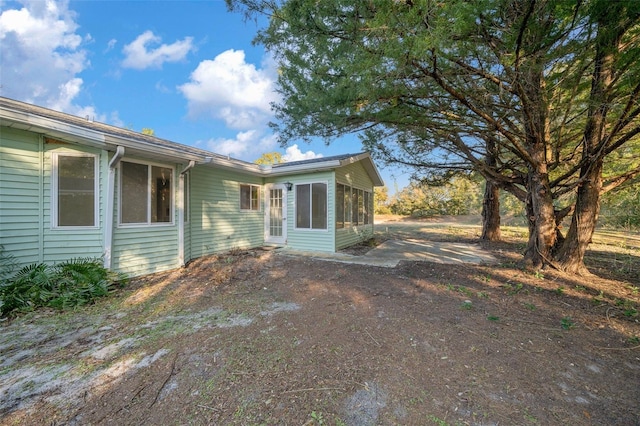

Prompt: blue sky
[0,0,410,192]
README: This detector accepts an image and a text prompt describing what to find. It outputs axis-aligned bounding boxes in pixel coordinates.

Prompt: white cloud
[122,30,194,70]
[282,144,323,162]
[155,81,171,94]
[205,130,278,159]
[178,49,279,130]
[105,38,117,52]
[0,0,91,113]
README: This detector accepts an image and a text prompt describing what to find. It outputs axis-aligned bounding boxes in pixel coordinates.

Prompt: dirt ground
[1,216,639,425]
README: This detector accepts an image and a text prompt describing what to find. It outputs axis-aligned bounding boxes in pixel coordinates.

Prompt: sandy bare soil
[1,217,639,425]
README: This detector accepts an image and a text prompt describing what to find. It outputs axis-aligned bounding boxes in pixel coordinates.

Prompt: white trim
[1,107,105,144]
[266,160,342,174]
[178,161,195,267]
[264,183,288,245]
[50,151,99,229]
[104,146,125,269]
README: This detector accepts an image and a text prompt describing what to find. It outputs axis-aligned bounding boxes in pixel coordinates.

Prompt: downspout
[178,160,196,267]
[104,146,125,269]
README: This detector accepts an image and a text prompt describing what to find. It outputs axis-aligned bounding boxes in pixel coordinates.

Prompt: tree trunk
[480,136,501,241]
[554,2,624,274]
[523,163,556,269]
[517,55,556,269]
[481,180,501,241]
[555,161,602,275]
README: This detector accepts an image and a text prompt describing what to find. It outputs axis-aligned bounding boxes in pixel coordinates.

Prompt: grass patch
[560,317,575,330]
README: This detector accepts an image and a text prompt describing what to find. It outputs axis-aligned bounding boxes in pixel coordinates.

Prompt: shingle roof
[271,152,366,168]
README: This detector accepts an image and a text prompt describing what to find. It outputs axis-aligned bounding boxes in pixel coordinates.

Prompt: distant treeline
[375,177,639,230]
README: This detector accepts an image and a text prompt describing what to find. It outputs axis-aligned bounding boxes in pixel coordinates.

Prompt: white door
[265,184,287,245]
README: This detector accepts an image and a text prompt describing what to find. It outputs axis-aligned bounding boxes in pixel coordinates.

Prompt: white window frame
[239,183,261,212]
[118,160,174,226]
[294,181,328,231]
[51,151,99,229]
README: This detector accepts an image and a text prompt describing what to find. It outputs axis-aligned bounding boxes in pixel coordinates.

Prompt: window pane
[58,155,95,226]
[251,186,259,210]
[352,189,359,225]
[240,185,259,211]
[336,184,344,229]
[345,186,351,226]
[296,184,310,228]
[369,191,374,224]
[121,162,148,223]
[311,183,327,229]
[364,192,370,225]
[240,184,251,210]
[269,188,283,236]
[151,166,172,222]
[358,189,364,224]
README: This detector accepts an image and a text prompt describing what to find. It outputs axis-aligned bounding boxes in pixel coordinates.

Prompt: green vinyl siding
[184,222,191,263]
[0,128,42,268]
[276,171,335,252]
[335,161,375,250]
[189,167,264,258]
[2,120,382,278]
[0,128,107,269]
[111,227,179,276]
[111,157,180,276]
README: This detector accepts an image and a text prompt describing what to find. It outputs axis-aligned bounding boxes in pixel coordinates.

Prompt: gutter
[180,160,197,176]
[1,108,106,147]
[104,146,125,269]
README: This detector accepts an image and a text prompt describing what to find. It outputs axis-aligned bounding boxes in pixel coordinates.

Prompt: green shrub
[0,245,18,283]
[0,257,127,317]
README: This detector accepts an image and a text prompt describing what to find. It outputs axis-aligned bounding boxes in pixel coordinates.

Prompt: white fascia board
[102,135,204,163]
[266,160,342,176]
[1,109,105,144]
[1,106,205,163]
[206,156,264,175]
[338,152,369,165]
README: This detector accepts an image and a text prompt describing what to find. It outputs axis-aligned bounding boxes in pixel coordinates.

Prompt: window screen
[57,155,96,226]
[121,162,173,224]
[296,183,327,230]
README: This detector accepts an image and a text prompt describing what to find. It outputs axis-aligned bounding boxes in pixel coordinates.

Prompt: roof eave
[0,105,210,164]
[1,99,385,183]
[1,108,106,146]
[204,156,263,175]
[102,135,205,163]
[264,159,342,175]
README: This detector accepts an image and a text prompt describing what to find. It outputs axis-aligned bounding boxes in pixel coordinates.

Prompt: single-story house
[0,97,384,277]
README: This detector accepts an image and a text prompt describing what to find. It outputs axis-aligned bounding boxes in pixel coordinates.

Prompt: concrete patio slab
[277,238,497,268]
